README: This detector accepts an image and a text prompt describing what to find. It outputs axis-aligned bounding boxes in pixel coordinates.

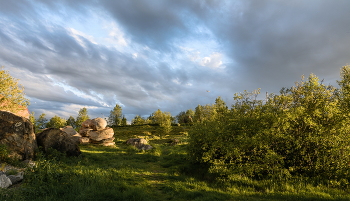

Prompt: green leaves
[188,70,350,182]
[0,67,29,113]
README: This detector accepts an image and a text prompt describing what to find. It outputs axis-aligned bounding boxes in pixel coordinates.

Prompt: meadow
[0,125,349,201]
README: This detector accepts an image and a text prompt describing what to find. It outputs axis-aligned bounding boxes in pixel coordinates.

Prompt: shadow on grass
[1,141,349,201]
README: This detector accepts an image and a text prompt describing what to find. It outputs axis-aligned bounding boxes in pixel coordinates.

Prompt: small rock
[80,137,90,144]
[126,138,152,150]
[0,174,12,188]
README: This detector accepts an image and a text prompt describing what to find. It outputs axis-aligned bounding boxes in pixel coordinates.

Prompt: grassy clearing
[0,125,349,200]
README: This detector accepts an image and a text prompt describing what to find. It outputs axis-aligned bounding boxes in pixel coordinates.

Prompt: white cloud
[103,22,128,47]
[68,28,97,48]
[200,52,224,69]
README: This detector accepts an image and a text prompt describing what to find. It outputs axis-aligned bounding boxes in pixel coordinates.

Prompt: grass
[0,125,350,200]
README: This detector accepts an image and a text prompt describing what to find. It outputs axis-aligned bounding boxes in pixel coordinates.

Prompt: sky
[1,0,350,121]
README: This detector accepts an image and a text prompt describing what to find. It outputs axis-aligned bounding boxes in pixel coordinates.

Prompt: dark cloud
[1,0,349,120]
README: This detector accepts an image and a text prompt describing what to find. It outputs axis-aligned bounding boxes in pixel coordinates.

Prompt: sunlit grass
[0,125,349,200]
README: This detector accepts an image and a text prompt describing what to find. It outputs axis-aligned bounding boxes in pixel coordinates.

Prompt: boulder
[79,128,92,137]
[0,174,12,189]
[36,128,81,156]
[126,138,153,150]
[80,137,90,144]
[81,119,93,130]
[126,138,148,146]
[0,111,37,160]
[60,126,77,136]
[7,172,23,185]
[61,126,82,144]
[88,127,114,141]
[91,118,107,131]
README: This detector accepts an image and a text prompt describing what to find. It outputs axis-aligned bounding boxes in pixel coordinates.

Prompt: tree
[76,107,90,130]
[108,104,122,126]
[193,104,216,123]
[29,111,35,124]
[149,109,172,135]
[66,116,77,129]
[214,96,228,121]
[35,113,48,130]
[176,109,194,124]
[0,67,29,113]
[46,115,67,128]
[121,116,127,126]
[131,115,145,125]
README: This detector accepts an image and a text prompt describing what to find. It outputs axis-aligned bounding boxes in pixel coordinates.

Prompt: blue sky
[1,0,350,121]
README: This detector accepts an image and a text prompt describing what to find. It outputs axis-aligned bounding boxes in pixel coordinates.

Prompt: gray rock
[126,138,152,150]
[7,172,23,185]
[0,111,37,160]
[0,174,12,188]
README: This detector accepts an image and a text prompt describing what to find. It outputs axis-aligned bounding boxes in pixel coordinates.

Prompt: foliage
[188,71,350,183]
[1,125,349,201]
[0,67,29,113]
[46,115,67,128]
[29,111,35,124]
[121,115,127,126]
[108,104,123,126]
[176,109,194,124]
[75,107,90,130]
[35,113,48,130]
[131,115,146,125]
[193,104,217,123]
[66,116,76,129]
[149,109,173,135]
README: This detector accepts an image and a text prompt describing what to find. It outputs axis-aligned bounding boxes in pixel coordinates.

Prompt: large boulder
[88,127,114,141]
[91,118,107,131]
[80,118,107,131]
[36,128,81,156]
[0,111,37,160]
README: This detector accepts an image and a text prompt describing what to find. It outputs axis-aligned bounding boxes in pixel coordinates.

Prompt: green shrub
[188,72,350,183]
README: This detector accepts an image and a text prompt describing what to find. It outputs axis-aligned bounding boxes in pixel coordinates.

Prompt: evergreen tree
[0,67,29,113]
[108,104,122,126]
[66,116,77,129]
[121,116,127,126]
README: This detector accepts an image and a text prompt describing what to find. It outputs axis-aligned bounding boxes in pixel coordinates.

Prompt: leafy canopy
[0,67,29,113]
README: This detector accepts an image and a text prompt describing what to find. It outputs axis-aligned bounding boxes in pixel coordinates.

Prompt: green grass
[0,125,349,200]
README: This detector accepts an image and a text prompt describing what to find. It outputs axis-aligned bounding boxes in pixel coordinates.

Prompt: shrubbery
[188,67,350,183]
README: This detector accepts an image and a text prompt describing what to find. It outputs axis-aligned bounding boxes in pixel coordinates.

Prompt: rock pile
[79,118,115,146]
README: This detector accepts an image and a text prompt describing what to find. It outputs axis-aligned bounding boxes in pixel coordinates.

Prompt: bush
[188,73,350,182]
